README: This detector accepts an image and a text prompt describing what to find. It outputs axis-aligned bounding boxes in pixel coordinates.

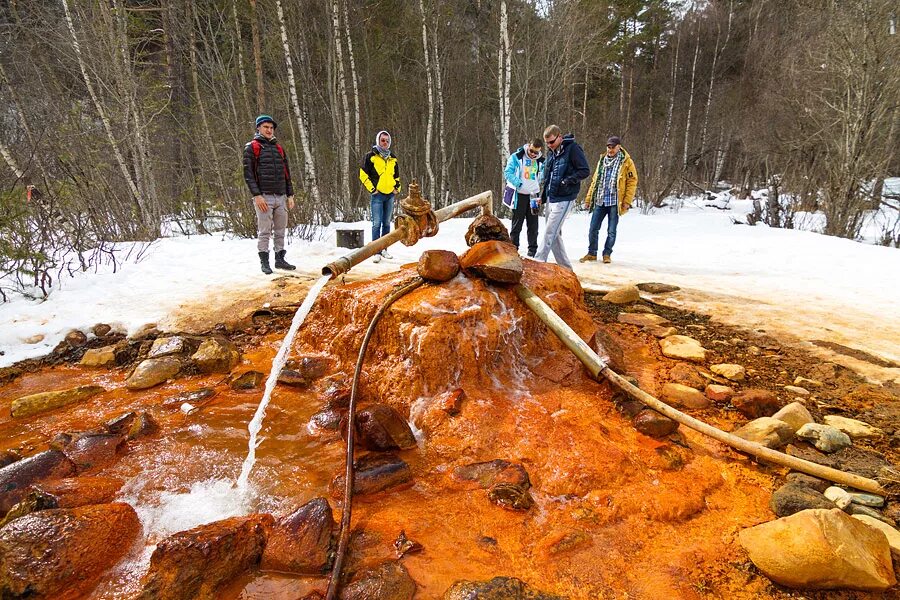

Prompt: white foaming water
[237,273,331,488]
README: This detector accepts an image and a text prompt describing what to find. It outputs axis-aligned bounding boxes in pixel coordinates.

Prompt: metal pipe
[322,190,493,277]
[514,284,886,496]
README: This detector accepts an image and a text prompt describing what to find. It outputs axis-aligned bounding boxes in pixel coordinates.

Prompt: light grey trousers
[254,194,287,252]
[535,200,574,270]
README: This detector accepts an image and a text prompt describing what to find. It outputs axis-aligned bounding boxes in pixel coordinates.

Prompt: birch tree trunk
[497,0,511,167]
[330,0,351,209]
[61,0,148,228]
[431,31,449,206]
[249,0,265,112]
[342,0,360,157]
[275,0,322,206]
[682,14,702,175]
[660,25,681,161]
[0,140,24,180]
[231,0,253,119]
[419,0,436,201]
[699,1,733,181]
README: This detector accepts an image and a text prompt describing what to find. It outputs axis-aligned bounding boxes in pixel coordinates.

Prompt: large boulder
[33,476,124,508]
[659,336,707,362]
[0,450,75,515]
[739,508,896,591]
[340,560,416,600]
[459,241,523,284]
[417,250,460,282]
[261,497,334,574]
[140,514,273,600]
[60,433,127,473]
[0,503,141,599]
[191,338,241,374]
[11,385,105,418]
[126,357,182,390]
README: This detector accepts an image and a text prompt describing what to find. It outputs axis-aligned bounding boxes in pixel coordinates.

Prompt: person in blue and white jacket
[502,138,545,257]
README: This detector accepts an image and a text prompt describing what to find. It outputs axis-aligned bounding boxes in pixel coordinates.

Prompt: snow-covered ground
[1,196,898,384]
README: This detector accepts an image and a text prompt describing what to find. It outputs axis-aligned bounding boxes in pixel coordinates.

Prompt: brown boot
[579,254,597,263]
[602,255,612,264]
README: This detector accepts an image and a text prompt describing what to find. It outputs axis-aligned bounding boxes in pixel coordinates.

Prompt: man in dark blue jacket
[535,125,590,270]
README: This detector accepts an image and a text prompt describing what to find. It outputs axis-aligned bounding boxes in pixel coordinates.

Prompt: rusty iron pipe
[514,284,886,496]
[322,191,492,278]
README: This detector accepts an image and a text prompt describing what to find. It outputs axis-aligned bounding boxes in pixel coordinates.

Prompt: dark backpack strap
[275,144,289,185]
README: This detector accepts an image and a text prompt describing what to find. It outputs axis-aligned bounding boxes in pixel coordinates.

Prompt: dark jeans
[370,192,394,241]
[588,204,619,257]
[510,191,539,256]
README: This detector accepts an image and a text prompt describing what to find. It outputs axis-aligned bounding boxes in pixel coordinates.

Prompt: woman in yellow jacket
[579,136,638,264]
[359,130,401,262]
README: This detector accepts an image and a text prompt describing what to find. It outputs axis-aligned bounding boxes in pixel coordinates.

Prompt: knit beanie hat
[256,114,277,129]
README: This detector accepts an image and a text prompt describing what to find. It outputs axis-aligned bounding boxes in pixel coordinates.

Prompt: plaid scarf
[597,151,624,207]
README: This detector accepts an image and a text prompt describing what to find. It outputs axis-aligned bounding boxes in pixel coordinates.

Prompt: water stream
[237,273,332,489]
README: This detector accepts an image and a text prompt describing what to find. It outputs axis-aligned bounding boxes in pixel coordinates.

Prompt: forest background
[0,0,897,299]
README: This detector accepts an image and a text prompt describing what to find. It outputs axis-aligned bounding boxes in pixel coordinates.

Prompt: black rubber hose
[325,276,425,600]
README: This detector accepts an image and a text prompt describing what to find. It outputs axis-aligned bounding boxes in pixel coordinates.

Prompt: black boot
[274,249,296,270]
[258,251,273,274]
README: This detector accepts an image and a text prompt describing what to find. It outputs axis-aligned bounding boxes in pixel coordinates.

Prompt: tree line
[0,0,897,298]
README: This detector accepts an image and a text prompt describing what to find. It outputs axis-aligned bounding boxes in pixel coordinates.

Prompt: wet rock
[0,503,141,599]
[771,401,814,432]
[163,388,216,409]
[63,433,127,473]
[464,214,512,247]
[633,409,678,438]
[0,451,19,469]
[92,323,112,337]
[0,490,58,529]
[852,515,900,559]
[393,530,423,557]
[140,514,273,600]
[435,388,465,416]
[444,576,563,600]
[628,305,654,313]
[331,453,413,498]
[795,376,824,388]
[669,363,705,389]
[824,486,853,510]
[148,336,187,358]
[191,337,240,374]
[80,345,117,367]
[459,241,523,284]
[705,384,734,402]
[732,389,782,419]
[796,423,852,453]
[786,472,830,493]
[131,323,160,341]
[321,378,352,408]
[487,483,534,511]
[617,312,669,327]
[614,395,645,418]
[230,370,264,390]
[710,363,745,382]
[535,529,591,558]
[660,383,710,409]
[339,560,416,600]
[11,385,105,418]
[352,404,417,451]
[261,498,334,574]
[126,356,182,390]
[451,460,531,490]
[288,355,331,382]
[784,385,810,396]
[849,492,885,508]
[636,282,680,294]
[659,335,707,362]
[105,412,137,435]
[739,508,896,591]
[310,409,343,432]
[646,325,677,338]
[822,415,883,440]
[64,329,88,348]
[849,504,895,525]
[732,417,794,449]
[0,450,75,515]
[771,483,835,517]
[278,369,313,388]
[128,412,160,439]
[602,285,640,305]
[33,476,124,508]
[417,250,460,282]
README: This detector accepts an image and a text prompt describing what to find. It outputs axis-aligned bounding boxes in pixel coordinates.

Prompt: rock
[602,285,641,305]
[464,214,512,247]
[148,336,186,358]
[732,389,782,419]
[310,410,342,432]
[633,409,678,438]
[105,412,136,435]
[130,322,159,340]
[822,415,883,440]
[535,529,591,558]
[444,576,564,600]
[705,384,734,402]
[487,483,535,511]
[824,486,853,510]
[849,492,885,508]
[32,476,124,508]
[659,335,707,362]
[140,514,273,599]
[660,383,710,409]
[771,402,814,432]
[617,312,669,327]
[163,388,216,409]
[230,370,264,390]
[451,460,531,490]
[288,355,331,382]
[191,337,240,374]
[0,503,141,599]
[11,385,105,418]
[0,450,75,515]
[783,385,810,396]
[0,490,58,529]
[732,417,795,449]
[628,305,655,313]
[23,334,44,344]
[92,323,112,337]
[852,515,900,559]
[393,530,423,558]
[126,357,182,389]
[636,282,680,294]
[710,363,745,382]
[331,453,413,498]
[320,378,351,408]
[794,376,824,388]
[459,241,523,284]
[738,508,896,590]
[64,329,88,348]
[352,404,417,451]
[0,451,19,469]
[261,497,334,574]
[646,325,677,338]
[340,560,416,600]
[849,504,895,525]
[786,472,830,493]
[435,388,465,416]
[278,369,312,388]
[669,363,705,389]
[63,433,127,473]
[417,250,460,282]
[80,346,117,367]
[796,423,852,453]
[128,412,160,439]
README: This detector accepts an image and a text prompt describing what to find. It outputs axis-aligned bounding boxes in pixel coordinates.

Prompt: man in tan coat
[579,136,638,264]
